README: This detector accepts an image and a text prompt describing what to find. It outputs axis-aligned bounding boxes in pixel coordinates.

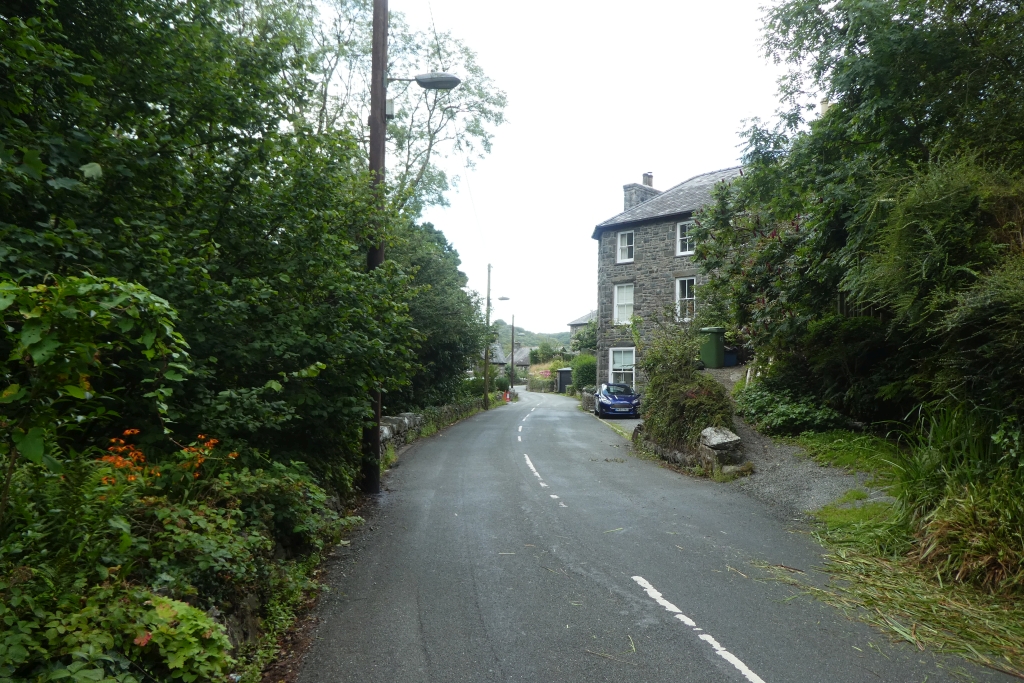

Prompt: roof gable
[592,166,742,239]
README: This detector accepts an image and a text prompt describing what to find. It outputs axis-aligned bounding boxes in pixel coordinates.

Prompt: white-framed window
[617,230,634,263]
[676,277,696,322]
[613,283,634,325]
[676,220,695,256]
[609,347,636,387]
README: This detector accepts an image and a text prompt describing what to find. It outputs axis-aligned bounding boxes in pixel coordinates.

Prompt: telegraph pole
[361,0,388,494]
[510,314,515,389]
[483,264,491,409]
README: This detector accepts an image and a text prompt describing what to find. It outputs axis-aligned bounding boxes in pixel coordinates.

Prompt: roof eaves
[590,209,694,240]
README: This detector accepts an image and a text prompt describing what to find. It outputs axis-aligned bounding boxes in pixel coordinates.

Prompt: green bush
[0,440,347,681]
[570,354,597,389]
[494,376,509,393]
[736,384,847,435]
[527,378,554,393]
[637,324,733,449]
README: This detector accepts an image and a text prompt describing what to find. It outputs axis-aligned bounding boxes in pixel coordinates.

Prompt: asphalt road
[299,390,1005,683]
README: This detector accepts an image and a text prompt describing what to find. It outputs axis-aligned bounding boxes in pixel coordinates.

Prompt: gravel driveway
[704,367,880,521]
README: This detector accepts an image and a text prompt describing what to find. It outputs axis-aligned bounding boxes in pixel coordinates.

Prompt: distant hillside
[493,319,570,352]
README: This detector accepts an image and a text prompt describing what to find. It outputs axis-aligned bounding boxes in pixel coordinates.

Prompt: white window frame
[676,277,696,322]
[609,347,636,387]
[676,220,695,256]
[616,230,635,263]
[613,283,634,325]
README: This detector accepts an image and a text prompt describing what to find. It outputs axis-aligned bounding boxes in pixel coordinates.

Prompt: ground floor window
[609,347,635,387]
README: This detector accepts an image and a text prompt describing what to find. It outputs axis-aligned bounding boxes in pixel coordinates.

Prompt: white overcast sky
[389,0,787,335]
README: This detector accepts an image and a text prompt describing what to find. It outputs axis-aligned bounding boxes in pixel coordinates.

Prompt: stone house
[567,310,597,340]
[592,167,742,388]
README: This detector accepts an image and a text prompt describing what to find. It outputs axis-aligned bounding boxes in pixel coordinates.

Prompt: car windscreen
[605,384,633,395]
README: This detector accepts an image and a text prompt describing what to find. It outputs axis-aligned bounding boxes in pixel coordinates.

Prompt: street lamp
[497,297,515,391]
[363,0,461,494]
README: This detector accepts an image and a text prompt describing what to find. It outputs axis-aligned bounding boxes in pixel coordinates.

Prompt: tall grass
[890,404,1024,595]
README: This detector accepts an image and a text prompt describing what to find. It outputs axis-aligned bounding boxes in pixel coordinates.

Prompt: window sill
[615,259,635,265]
[675,251,695,257]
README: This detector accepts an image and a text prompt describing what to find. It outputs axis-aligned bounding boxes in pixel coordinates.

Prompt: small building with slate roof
[567,310,597,337]
[591,167,742,388]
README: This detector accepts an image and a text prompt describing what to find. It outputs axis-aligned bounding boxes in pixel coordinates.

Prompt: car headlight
[599,396,611,403]
[631,399,640,405]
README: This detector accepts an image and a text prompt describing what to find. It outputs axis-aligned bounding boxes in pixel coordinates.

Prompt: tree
[692,0,1024,421]
[310,0,507,211]
[570,319,597,352]
[386,222,488,410]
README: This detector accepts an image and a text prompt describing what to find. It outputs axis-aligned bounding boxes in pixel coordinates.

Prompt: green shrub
[570,354,596,389]
[736,384,847,434]
[527,378,554,393]
[463,376,486,396]
[494,376,509,393]
[0,437,346,681]
[637,324,733,449]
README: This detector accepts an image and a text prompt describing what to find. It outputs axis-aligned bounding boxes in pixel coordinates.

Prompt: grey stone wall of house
[595,215,707,388]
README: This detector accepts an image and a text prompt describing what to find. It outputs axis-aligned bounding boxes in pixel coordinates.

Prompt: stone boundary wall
[379,392,513,455]
[631,425,744,472]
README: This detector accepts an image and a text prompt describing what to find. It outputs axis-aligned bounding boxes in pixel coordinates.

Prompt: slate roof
[591,166,742,239]
[511,347,531,366]
[567,310,597,327]
[483,342,506,364]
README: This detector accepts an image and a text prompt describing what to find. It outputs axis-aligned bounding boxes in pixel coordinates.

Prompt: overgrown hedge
[636,324,732,450]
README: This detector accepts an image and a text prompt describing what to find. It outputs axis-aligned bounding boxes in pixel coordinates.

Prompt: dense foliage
[570,319,596,353]
[385,223,488,412]
[693,0,1024,593]
[635,324,732,450]
[695,0,1024,422]
[570,354,596,390]
[1,0,500,678]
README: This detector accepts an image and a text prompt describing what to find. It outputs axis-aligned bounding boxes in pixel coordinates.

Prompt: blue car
[594,383,641,418]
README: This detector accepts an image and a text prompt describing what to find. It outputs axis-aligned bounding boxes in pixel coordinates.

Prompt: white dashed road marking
[631,576,766,683]
[518,426,522,432]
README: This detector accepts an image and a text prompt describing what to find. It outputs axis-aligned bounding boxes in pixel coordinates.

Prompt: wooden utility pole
[510,314,515,389]
[483,264,491,410]
[361,0,388,494]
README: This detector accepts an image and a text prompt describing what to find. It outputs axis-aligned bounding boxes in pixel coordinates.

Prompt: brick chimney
[623,172,661,211]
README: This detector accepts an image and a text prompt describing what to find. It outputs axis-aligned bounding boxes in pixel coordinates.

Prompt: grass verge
[789,429,897,485]
[808,483,1024,677]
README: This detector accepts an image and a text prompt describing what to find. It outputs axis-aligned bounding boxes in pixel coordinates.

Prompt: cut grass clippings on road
[807,550,1024,679]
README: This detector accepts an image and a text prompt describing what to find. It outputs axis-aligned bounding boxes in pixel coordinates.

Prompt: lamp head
[415,72,461,90]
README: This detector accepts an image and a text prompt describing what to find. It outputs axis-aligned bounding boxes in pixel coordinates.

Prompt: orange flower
[228,452,239,459]
[123,428,140,436]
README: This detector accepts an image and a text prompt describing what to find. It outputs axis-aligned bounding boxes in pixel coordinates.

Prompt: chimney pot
[642,172,653,187]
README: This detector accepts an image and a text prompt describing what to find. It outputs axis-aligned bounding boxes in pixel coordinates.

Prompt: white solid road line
[631,576,766,683]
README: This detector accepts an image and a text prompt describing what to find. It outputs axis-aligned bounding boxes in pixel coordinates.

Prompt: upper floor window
[614,283,634,324]
[617,230,634,263]
[676,221,695,256]
[676,277,696,322]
